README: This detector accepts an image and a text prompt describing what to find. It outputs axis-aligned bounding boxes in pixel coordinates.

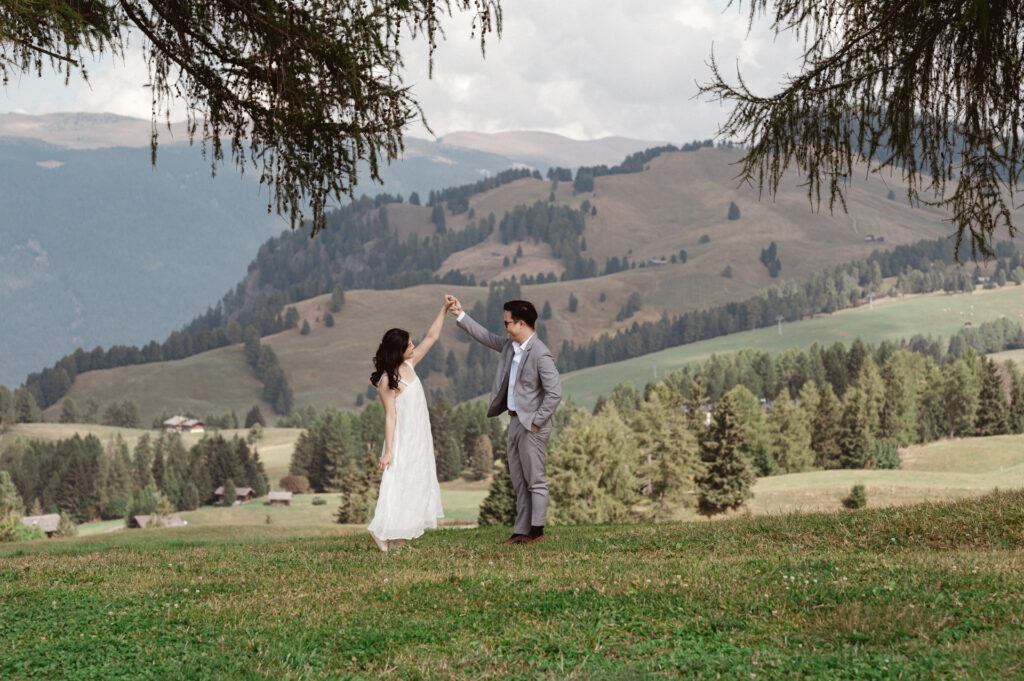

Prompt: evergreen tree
[811,383,843,469]
[83,396,100,424]
[838,388,874,469]
[13,387,41,423]
[541,300,552,319]
[852,357,885,438]
[632,385,699,518]
[106,437,134,504]
[59,398,79,424]
[975,358,1010,436]
[879,352,920,445]
[221,478,237,506]
[245,405,266,428]
[683,380,709,435]
[568,293,579,313]
[329,285,346,313]
[244,326,261,367]
[1010,372,1024,434]
[725,385,776,476]
[53,511,77,538]
[151,445,166,490]
[0,470,24,517]
[696,391,756,515]
[132,435,155,489]
[608,383,641,422]
[335,450,379,523]
[547,407,639,524]
[180,482,200,511]
[429,396,461,481]
[727,201,741,220]
[477,459,516,527]
[468,435,494,481]
[940,358,981,438]
[767,389,813,473]
[125,483,160,520]
[300,319,311,335]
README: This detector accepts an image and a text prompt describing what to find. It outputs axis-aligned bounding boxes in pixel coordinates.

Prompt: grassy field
[76,484,487,537]
[560,283,1024,408]
[12,422,1024,538]
[3,491,1024,679]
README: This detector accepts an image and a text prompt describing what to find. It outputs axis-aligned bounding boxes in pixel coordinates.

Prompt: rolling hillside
[44,280,1024,425]
[25,135,1015,419]
[27,143,995,423]
[559,282,1024,408]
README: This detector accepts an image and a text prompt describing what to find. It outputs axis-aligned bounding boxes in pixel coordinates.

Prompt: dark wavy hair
[371,328,410,390]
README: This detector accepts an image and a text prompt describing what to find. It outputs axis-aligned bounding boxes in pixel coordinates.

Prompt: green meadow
[561,284,1024,408]
[3,491,1024,680]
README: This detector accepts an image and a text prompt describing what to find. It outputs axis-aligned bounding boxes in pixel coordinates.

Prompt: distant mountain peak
[436,130,667,168]
[0,112,191,149]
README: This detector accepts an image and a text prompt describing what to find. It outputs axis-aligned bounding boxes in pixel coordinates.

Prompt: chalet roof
[20,514,61,533]
[164,415,188,426]
[214,486,255,496]
[268,491,293,501]
[132,514,186,528]
[182,419,204,428]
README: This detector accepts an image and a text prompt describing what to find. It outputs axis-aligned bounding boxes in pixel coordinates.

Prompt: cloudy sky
[1,1,803,143]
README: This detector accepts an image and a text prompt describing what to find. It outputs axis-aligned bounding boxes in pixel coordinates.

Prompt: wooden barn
[268,491,293,506]
[214,486,255,505]
[20,514,61,537]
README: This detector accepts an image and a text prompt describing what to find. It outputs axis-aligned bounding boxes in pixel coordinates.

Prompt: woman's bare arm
[378,382,397,470]
[409,299,452,367]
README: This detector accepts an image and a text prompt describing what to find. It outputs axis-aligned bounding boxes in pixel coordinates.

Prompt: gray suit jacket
[457,314,562,429]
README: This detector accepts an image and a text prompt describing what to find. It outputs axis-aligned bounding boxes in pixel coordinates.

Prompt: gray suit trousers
[507,414,550,534]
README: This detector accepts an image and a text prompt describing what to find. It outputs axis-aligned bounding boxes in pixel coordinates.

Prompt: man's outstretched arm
[447,295,504,352]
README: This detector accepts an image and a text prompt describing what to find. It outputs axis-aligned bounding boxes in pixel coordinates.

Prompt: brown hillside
[46,147,963,422]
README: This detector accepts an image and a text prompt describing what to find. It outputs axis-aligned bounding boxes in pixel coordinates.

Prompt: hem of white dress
[367,512,445,542]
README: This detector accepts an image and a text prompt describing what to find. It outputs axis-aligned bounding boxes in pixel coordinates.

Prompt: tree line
[0,431,268,527]
[478,322,1024,524]
[555,237,1021,374]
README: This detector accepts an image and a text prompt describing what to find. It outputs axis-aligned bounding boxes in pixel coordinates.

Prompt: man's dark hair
[504,300,538,329]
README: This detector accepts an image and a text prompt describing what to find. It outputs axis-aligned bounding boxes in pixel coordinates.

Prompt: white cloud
[0,2,803,142]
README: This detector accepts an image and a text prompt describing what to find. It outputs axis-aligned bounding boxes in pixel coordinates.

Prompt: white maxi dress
[367,360,444,546]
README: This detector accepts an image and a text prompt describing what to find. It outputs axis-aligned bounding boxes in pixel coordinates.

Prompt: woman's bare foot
[370,533,388,552]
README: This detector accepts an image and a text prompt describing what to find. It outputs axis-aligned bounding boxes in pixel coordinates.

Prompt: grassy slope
[560,283,1024,408]
[3,491,1024,680]
[42,147,959,423]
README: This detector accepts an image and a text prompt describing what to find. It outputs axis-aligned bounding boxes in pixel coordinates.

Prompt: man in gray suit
[446,296,562,544]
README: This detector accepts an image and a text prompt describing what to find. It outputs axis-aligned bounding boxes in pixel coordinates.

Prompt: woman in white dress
[366,298,451,551]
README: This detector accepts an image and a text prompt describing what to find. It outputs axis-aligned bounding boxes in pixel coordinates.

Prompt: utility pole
[868,291,874,309]
[652,358,657,380]
[776,315,784,335]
